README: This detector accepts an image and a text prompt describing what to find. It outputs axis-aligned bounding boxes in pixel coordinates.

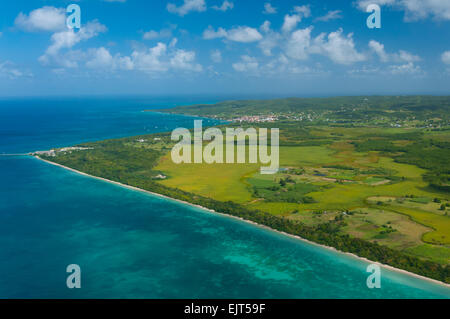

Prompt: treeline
[158,96,450,118]
[353,138,450,192]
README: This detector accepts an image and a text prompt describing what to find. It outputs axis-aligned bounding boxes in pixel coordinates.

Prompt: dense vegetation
[354,137,450,191]
[158,95,450,127]
[159,96,450,116]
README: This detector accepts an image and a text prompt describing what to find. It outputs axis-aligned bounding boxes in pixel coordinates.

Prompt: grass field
[153,126,450,265]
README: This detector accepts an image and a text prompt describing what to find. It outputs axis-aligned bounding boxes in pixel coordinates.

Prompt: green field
[153,125,450,265]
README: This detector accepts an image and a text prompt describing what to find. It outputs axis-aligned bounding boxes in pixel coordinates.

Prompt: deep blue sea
[0,97,449,299]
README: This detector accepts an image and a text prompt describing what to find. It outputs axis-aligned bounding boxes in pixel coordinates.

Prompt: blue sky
[0,0,449,97]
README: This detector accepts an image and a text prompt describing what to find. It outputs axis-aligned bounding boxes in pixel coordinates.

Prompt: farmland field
[153,125,450,266]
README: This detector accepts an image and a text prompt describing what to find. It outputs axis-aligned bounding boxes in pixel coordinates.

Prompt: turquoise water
[0,98,449,298]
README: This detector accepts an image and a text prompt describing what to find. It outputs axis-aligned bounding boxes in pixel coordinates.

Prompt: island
[35,96,450,285]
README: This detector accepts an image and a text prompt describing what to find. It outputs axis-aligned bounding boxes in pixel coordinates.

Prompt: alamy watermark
[66,264,81,289]
[366,264,381,289]
[171,120,279,174]
[366,4,381,29]
[66,4,81,30]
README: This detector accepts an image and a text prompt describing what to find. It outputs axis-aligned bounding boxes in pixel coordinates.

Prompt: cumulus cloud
[263,3,277,14]
[356,0,450,21]
[258,21,281,56]
[39,21,107,67]
[167,0,207,16]
[442,51,450,65]
[281,5,311,33]
[286,27,313,60]
[15,6,66,32]
[85,47,136,72]
[389,62,422,75]
[293,5,311,18]
[130,43,170,72]
[282,14,302,33]
[0,61,32,79]
[210,49,222,63]
[86,47,115,69]
[368,40,389,62]
[212,1,234,12]
[347,40,423,76]
[313,29,366,65]
[369,40,420,63]
[232,55,259,73]
[203,26,227,39]
[232,53,325,77]
[203,26,262,42]
[143,25,176,40]
[170,49,203,71]
[314,10,343,22]
[83,42,203,75]
[285,27,366,65]
[227,27,263,42]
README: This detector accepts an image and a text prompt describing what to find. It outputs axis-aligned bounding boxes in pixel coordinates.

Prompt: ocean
[0,97,449,298]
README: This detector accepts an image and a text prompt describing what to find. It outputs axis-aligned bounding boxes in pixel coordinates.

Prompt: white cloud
[282,14,302,33]
[228,26,263,42]
[442,51,450,65]
[395,50,420,63]
[232,53,325,77]
[131,43,169,73]
[368,40,389,62]
[125,43,202,75]
[143,26,175,40]
[356,0,450,21]
[171,49,203,71]
[86,47,114,69]
[293,5,311,18]
[281,5,311,33]
[369,40,420,63]
[203,26,262,43]
[167,0,206,16]
[312,29,366,65]
[356,0,396,10]
[212,1,234,12]
[169,38,178,48]
[285,27,366,65]
[263,3,277,14]
[367,40,422,75]
[210,49,222,63]
[314,10,343,22]
[259,21,281,56]
[232,55,259,73]
[389,62,422,75]
[15,6,66,32]
[260,21,271,33]
[286,27,313,60]
[203,26,228,39]
[0,61,32,79]
[39,21,107,67]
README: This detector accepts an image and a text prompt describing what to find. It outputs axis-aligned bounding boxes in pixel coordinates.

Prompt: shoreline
[34,155,450,291]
